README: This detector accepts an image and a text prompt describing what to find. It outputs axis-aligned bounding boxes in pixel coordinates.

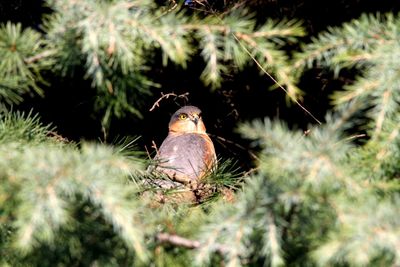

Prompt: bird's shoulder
[154,132,216,182]
[158,132,210,153]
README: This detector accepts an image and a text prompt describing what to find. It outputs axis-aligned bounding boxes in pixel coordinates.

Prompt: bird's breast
[155,132,216,181]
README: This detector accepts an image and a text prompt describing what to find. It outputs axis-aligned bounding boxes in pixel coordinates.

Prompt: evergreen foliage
[0,0,304,126]
[294,13,400,136]
[0,23,53,107]
[1,2,400,267]
[0,111,149,265]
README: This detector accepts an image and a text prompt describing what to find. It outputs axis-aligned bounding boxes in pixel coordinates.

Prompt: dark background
[1,0,400,170]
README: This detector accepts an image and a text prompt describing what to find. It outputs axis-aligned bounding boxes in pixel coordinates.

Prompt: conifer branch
[3,3,400,267]
[293,13,400,137]
[0,23,53,105]
[157,233,230,254]
[0,111,149,263]
[24,50,56,64]
[43,0,305,123]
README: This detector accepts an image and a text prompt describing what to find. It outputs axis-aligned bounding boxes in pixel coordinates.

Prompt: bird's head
[168,106,206,134]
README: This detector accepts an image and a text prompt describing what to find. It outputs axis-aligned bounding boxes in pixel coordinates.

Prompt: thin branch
[151,140,159,155]
[210,134,259,160]
[144,144,152,160]
[203,11,322,125]
[231,32,322,125]
[156,232,230,254]
[157,233,200,248]
[343,133,367,142]
[149,92,190,111]
[242,167,258,177]
[47,131,69,143]
[24,50,56,64]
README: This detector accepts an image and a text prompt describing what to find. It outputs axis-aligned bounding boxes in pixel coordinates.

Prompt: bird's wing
[155,133,216,181]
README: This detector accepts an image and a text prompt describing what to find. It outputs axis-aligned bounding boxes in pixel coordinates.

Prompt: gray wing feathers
[155,133,211,180]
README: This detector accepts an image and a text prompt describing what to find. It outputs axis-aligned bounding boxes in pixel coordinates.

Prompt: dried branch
[211,134,259,160]
[24,50,56,64]
[156,232,230,254]
[149,92,190,112]
[47,131,69,143]
[151,140,159,155]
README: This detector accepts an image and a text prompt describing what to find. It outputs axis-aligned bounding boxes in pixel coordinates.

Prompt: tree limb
[149,92,189,111]
[24,50,56,64]
[156,232,230,254]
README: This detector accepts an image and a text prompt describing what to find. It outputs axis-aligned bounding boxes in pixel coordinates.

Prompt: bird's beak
[191,114,200,125]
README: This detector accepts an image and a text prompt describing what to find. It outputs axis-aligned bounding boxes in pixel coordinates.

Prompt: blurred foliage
[0,22,53,107]
[0,0,304,128]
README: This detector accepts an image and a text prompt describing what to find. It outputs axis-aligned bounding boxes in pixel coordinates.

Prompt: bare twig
[102,126,108,142]
[156,232,230,254]
[24,50,56,64]
[242,167,258,177]
[203,8,322,126]
[166,0,178,12]
[149,92,189,111]
[47,131,69,143]
[344,133,367,142]
[231,32,322,125]
[303,129,311,136]
[333,133,367,146]
[210,134,259,160]
[151,140,159,155]
[157,233,200,248]
[144,145,152,160]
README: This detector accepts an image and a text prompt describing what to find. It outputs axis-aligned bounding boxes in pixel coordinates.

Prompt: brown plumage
[154,106,217,184]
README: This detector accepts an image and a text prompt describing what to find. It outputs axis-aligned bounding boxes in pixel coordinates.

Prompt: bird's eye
[178,113,188,120]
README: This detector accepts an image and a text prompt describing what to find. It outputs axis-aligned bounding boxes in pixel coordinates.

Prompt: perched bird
[153,106,217,184]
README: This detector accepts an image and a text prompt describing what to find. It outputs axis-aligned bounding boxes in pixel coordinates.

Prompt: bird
[152,105,217,184]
